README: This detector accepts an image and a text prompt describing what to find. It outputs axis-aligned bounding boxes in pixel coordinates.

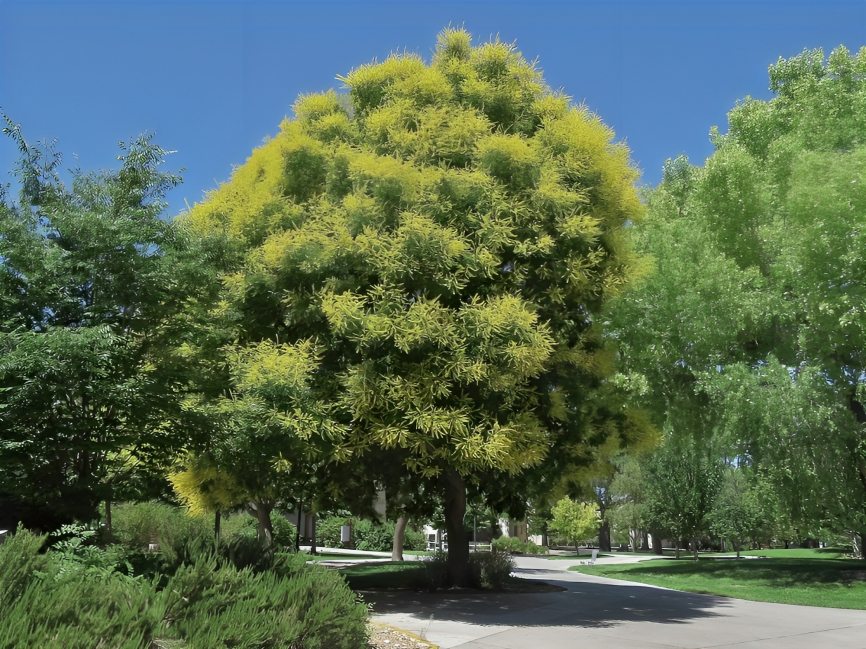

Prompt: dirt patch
[368,623,436,649]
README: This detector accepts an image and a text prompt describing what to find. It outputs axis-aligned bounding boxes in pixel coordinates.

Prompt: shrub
[419,548,515,590]
[269,512,298,552]
[0,526,162,649]
[160,521,274,575]
[316,515,349,548]
[160,554,368,649]
[403,525,427,551]
[219,511,253,540]
[354,519,392,552]
[470,549,516,589]
[420,549,450,590]
[491,536,548,555]
[0,525,369,649]
[111,501,207,551]
[317,515,426,551]
[48,523,133,578]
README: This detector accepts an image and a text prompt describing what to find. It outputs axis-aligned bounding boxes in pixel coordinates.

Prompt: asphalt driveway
[365,555,866,648]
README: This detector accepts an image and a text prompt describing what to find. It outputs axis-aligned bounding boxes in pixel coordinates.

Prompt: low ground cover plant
[0,525,368,648]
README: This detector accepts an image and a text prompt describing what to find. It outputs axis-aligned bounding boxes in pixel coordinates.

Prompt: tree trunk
[847,398,866,561]
[598,519,611,552]
[214,509,221,544]
[443,469,471,587]
[692,536,699,561]
[295,501,303,553]
[250,501,274,550]
[392,515,408,561]
[675,539,680,560]
[310,515,317,555]
[640,530,649,552]
[104,499,112,535]
[650,531,663,555]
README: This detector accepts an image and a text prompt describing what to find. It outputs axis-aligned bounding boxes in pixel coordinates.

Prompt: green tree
[645,441,722,560]
[0,122,205,529]
[709,468,763,557]
[183,28,644,585]
[610,454,650,551]
[608,46,866,558]
[549,497,598,549]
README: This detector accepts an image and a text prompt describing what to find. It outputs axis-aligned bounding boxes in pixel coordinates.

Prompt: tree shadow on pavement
[362,566,731,630]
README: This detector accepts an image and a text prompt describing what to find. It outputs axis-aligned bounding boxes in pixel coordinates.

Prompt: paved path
[366,555,866,649]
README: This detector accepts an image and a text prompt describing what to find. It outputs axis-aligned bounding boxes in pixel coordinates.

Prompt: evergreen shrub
[0,526,162,649]
[111,501,207,550]
[161,554,368,649]
[470,549,516,589]
[317,515,425,551]
[491,536,548,554]
[0,526,369,649]
[421,548,516,590]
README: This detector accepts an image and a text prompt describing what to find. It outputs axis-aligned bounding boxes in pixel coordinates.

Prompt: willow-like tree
[184,28,643,585]
[608,46,866,556]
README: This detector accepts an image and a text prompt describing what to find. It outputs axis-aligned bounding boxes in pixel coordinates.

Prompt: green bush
[316,515,349,548]
[354,519,392,552]
[0,525,162,649]
[161,554,368,649]
[161,521,272,575]
[491,536,548,554]
[470,549,516,589]
[420,549,450,590]
[317,515,426,551]
[111,501,208,551]
[257,511,297,552]
[0,525,369,649]
[419,548,515,590]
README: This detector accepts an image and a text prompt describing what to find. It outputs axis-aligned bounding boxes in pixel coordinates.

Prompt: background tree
[548,497,598,549]
[610,454,650,551]
[607,46,866,557]
[644,441,722,559]
[709,468,763,557]
[183,28,645,585]
[0,122,206,530]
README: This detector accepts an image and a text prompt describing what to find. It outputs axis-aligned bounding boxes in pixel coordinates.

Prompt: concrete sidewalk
[367,555,866,648]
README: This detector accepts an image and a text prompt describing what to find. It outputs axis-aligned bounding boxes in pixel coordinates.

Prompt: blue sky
[1,0,864,216]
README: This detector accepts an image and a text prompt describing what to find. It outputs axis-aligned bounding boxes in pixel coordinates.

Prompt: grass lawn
[304,553,384,561]
[339,561,563,593]
[701,548,848,560]
[340,561,434,590]
[571,557,866,609]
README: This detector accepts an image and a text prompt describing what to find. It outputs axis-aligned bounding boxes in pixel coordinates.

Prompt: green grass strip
[571,557,866,609]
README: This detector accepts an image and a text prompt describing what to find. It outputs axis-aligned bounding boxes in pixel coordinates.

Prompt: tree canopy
[183,27,649,583]
[0,124,207,529]
[607,45,866,556]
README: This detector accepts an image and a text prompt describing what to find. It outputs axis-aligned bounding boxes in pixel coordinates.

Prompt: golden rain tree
[184,28,644,585]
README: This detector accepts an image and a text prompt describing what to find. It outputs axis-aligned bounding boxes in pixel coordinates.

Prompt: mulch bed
[368,623,435,649]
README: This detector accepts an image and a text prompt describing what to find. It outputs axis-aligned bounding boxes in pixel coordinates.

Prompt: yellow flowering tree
[183,28,644,584]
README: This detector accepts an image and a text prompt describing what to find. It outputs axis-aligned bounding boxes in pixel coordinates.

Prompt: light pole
[473,514,477,552]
